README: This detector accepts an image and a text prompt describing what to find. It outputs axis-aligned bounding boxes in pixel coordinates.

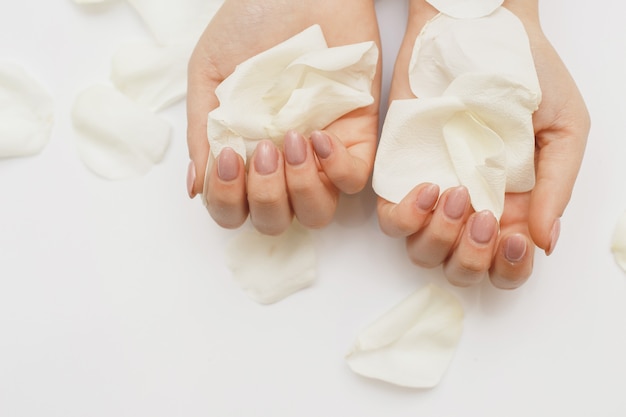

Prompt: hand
[377,0,590,289]
[186,0,381,235]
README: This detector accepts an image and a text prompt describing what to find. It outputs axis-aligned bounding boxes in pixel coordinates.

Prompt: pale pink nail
[186,160,196,198]
[545,218,561,256]
[217,148,240,181]
[416,183,439,212]
[311,131,332,159]
[469,211,497,244]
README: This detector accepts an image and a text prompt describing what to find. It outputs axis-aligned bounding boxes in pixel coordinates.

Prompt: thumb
[528,125,588,254]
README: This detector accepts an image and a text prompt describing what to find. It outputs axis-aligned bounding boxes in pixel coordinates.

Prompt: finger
[489,232,534,290]
[443,210,499,287]
[311,129,375,195]
[186,42,221,198]
[529,122,588,255]
[283,131,338,229]
[376,183,439,238]
[204,147,248,229]
[406,186,471,268]
[247,140,293,235]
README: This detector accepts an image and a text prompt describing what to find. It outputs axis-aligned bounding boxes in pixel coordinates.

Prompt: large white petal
[226,222,316,305]
[372,96,465,205]
[126,0,223,45]
[410,8,540,99]
[111,40,193,111]
[611,210,626,272]
[346,284,464,388]
[208,24,377,163]
[0,62,54,158]
[72,84,171,179]
[425,0,503,19]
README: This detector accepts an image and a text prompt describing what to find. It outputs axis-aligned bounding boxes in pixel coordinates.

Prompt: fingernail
[186,160,196,198]
[545,218,561,256]
[443,187,468,220]
[504,234,527,263]
[217,148,239,181]
[284,130,307,165]
[470,211,497,244]
[416,183,439,212]
[254,141,278,175]
[311,131,332,159]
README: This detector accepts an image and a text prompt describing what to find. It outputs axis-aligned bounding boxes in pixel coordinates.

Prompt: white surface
[1,1,625,416]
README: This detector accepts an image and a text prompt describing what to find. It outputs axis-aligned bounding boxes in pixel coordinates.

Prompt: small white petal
[0,62,54,158]
[111,40,193,111]
[611,210,626,272]
[72,84,171,179]
[126,0,223,45]
[425,0,503,19]
[208,24,378,163]
[346,284,464,388]
[226,222,316,305]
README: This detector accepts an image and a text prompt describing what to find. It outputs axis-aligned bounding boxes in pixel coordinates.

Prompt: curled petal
[0,62,54,158]
[346,284,464,388]
[208,24,378,163]
[72,84,171,179]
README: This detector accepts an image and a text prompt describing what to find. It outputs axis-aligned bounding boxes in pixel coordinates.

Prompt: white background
[1,1,625,416]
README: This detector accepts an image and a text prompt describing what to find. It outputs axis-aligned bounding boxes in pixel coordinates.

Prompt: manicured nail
[254,141,278,175]
[416,183,439,212]
[311,130,332,159]
[545,218,561,256]
[217,148,239,181]
[443,187,468,220]
[186,160,196,198]
[504,234,527,263]
[284,130,307,165]
[470,211,497,244]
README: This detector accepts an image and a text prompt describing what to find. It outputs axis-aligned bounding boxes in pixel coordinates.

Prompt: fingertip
[490,233,534,290]
[186,160,197,198]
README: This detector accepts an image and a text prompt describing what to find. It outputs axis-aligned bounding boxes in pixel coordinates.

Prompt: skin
[186,0,382,236]
[187,0,590,289]
[377,0,590,289]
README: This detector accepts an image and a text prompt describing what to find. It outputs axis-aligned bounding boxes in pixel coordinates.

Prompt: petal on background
[111,40,194,111]
[0,62,54,158]
[126,0,223,45]
[425,0,503,19]
[226,222,316,305]
[72,84,171,179]
[410,8,540,99]
[346,284,464,388]
[611,210,626,273]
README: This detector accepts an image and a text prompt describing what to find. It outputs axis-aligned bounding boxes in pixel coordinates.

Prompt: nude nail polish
[470,211,497,244]
[545,218,561,256]
[416,184,439,212]
[186,160,196,198]
[217,148,239,181]
[504,234,527,263]
[284,131,307,165]
[311,131,332,159]
[443,187,468,220]
[254,141,278,175]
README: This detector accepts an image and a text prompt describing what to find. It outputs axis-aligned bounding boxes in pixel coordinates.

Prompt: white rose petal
[372,9,540,219]
[207,24,378,163]
[111,40,194,111]
[611,210,626,272]
[226,222,316,305]
[346,284,464,388]
[425,0,504,19]
[0,62,54,158]
[126,0,223,45]
[72,84,171,179]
